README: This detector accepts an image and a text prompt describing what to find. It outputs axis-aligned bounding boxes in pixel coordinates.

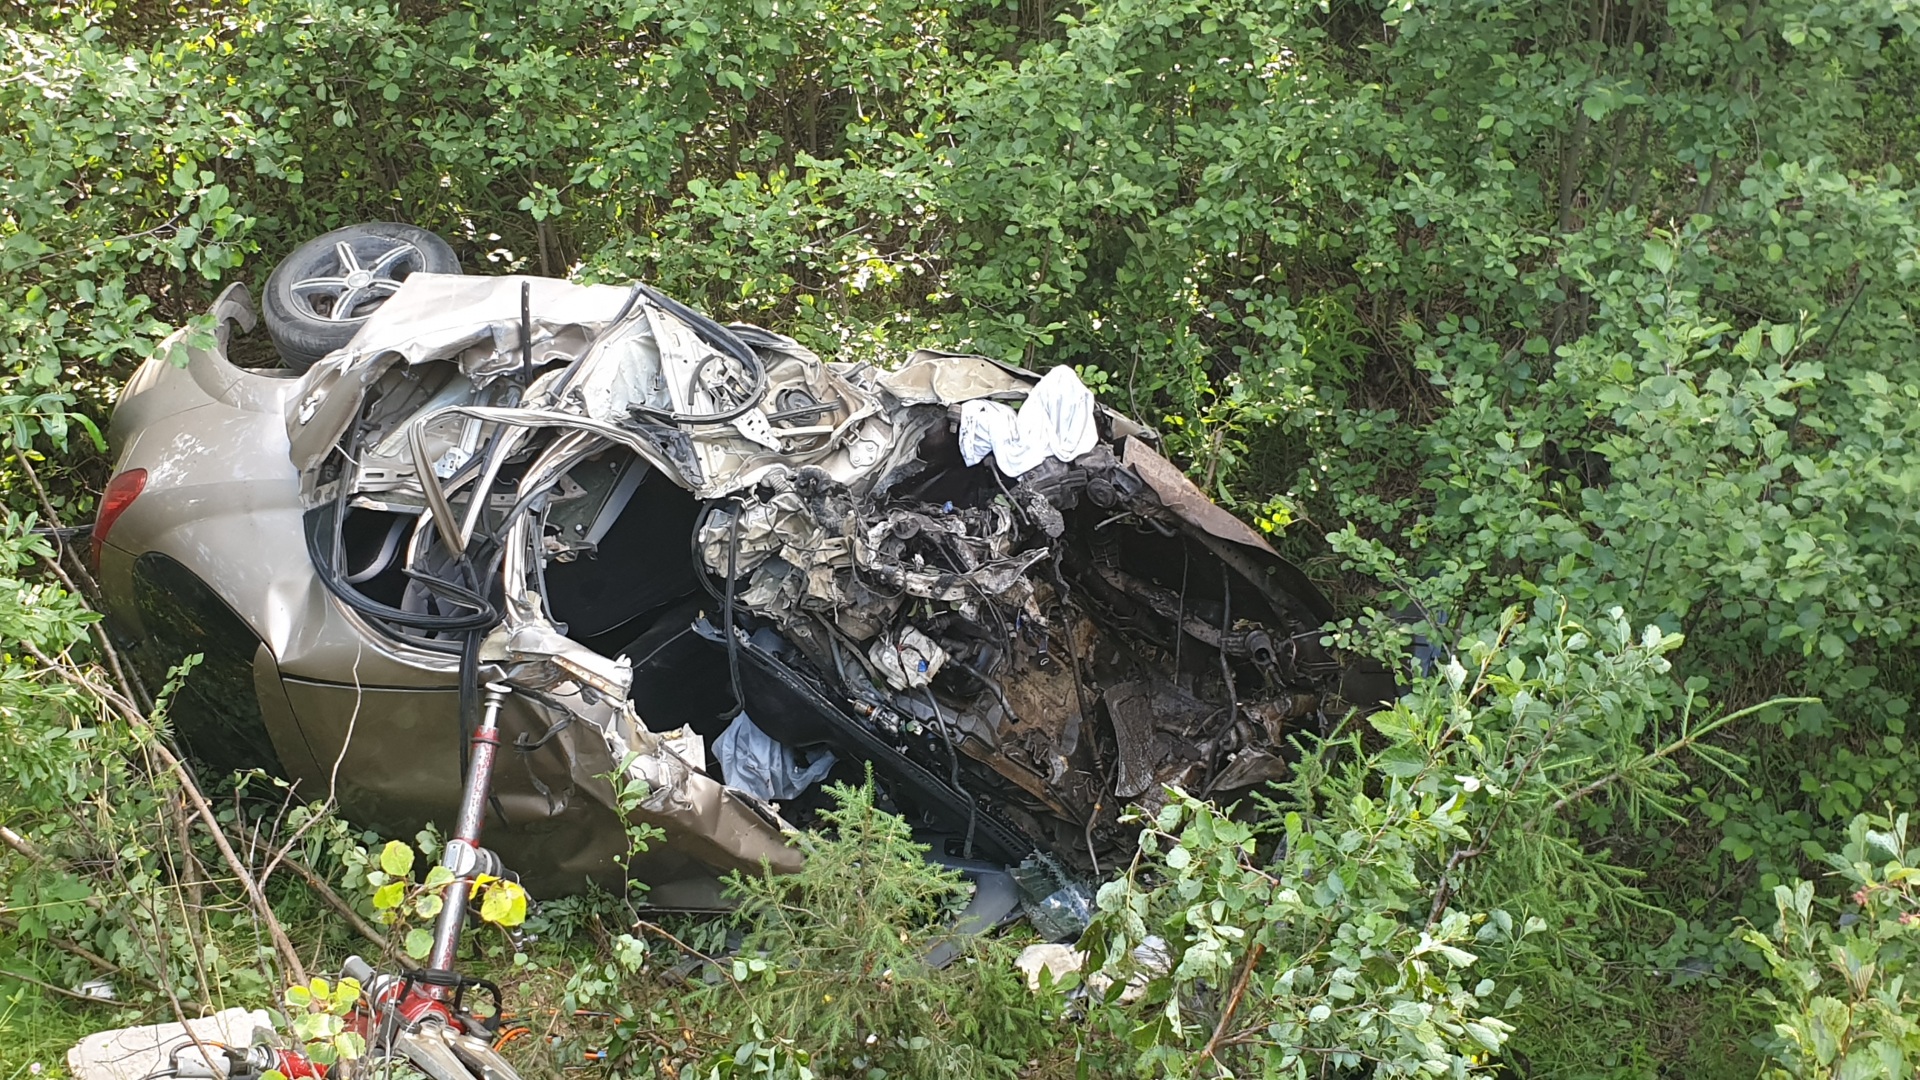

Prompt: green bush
[1741,810,1920,1080]
[708,780,1053,1080]
[6,0,1920,1074]
[1082,594,1791,1078]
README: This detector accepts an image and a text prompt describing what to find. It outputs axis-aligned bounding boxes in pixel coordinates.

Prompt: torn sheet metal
[291,271,1361,889]
[288,275,635,478]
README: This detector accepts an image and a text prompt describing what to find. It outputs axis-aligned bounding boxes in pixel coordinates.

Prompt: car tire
[262,222,460,372]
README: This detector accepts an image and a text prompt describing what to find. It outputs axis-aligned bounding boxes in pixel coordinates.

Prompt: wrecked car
[95,222,1390,906]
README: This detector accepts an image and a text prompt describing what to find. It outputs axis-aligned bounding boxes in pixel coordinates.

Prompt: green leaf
[1807,996,1849,1065]
[1376,745,1427,778]
[333,1032,366,1063]
[380,841,415,878]
[479,879,528,927]
[1642,240,1675,276]
[371,881,405,910]
[1465,1021,1505,1052]
[1769,323,1796,357]
[404,928,434,960]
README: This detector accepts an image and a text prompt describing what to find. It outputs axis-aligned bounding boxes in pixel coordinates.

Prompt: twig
[19,639,309,985]
[125,888,218,1066]
[149,737,310,986]
[1197,941,1266,1076]
[158,790,218,1017]
[12,451,152,711]
[0,915,164,994]
[255,791,326,895]
[0,824,109,916]
[633,920,724,970]
[1544,697,1817,817]
[281,855,418,971]
[1424,846,1485,929]
[0,968,127,1005]
[171,791,208,911]
[0,824,47,865]
[634,920,748,1003]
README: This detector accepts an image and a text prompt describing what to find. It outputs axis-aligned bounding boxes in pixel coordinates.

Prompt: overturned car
[97,224,1389,905]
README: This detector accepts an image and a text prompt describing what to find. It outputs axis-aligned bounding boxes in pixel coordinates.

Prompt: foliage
[1086,789,1517,1079]
[363,838,529,962]
[609,752,670,900]
[281,976,366,1068]
[1740,811,1920,1079]
[708,779,1053,1080]
[544,780,1056,1080]
[0,514,293,1018]
[4,0,1920,1074]
[1082,595,1788,1078]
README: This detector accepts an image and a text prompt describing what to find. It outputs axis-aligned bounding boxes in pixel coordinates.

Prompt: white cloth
[957,365,1097,476]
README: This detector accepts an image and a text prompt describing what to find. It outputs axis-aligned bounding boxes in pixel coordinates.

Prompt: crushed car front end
[103,265,1389,901]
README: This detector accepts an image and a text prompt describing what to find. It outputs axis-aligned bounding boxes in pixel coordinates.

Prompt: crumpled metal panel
[287,275,634,481]
[252,267,1365,888]
[571,310,895,497]
[1121,435,1279,559]
[1122,435,1339,628]
[878,350,1034,404]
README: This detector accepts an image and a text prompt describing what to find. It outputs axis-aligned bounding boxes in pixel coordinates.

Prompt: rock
[1015,942,1087,991]
[68,1008,273,1080]
[1015,935,1170,1005]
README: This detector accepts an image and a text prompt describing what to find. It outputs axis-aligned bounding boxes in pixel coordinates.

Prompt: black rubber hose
[921,686,978,861]
[723,500,746,716]
[689,498,749,714]
[307,502,498,635]
[308,411,505,640]
[624,284,769,425]
[690,499,731,607]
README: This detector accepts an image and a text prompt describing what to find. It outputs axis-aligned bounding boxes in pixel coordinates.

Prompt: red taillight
[91,468,147,566]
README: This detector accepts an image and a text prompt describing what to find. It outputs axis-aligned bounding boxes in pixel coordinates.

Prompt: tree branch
[19,639,309,985]
[281,855,417,971]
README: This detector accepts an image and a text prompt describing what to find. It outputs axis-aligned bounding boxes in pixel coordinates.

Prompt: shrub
[710,780,1054,1080]
[1740,810,1920,1079]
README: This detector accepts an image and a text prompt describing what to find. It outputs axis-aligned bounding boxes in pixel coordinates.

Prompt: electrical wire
[921,686,977,860]
[722,502,746,715]
[622,284,769,425]
[689,500,734,608]
[687,498,754,715]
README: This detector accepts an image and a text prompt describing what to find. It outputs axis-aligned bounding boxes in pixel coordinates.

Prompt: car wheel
[262,222,460,372]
